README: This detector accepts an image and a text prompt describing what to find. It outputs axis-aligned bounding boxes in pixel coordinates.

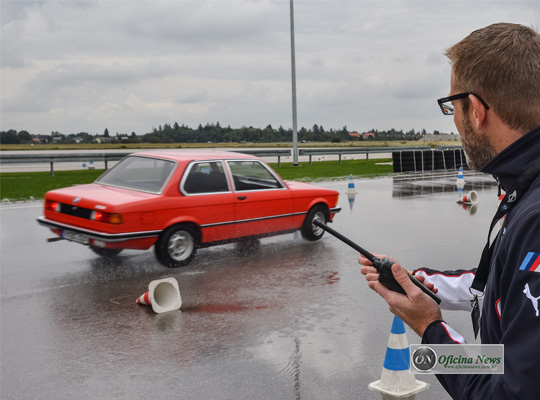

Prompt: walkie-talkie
[313,220,441,304]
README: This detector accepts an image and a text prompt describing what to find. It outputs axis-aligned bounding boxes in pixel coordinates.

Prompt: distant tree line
[1,123,451,145]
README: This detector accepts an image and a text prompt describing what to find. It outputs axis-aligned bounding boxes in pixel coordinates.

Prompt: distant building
[362,132,376,139]
[94,136,112,144]
[349,131,361,138]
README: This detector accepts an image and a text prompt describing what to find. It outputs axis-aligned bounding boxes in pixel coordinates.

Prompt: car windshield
[96,156,176,193]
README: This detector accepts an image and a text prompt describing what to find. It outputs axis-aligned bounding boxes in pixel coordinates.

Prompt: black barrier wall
[392,149,469,173]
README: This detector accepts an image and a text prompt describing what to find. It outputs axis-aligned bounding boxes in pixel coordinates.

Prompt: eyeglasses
[437,92,490,115]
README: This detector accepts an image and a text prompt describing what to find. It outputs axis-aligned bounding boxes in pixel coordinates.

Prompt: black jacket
[416,125,540,399]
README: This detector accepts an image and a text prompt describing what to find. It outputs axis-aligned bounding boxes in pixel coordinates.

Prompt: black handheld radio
[313,220,441,304]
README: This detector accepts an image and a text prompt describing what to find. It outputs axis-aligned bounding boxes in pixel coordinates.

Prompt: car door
[227,160,294,238]
[179,160,236,243]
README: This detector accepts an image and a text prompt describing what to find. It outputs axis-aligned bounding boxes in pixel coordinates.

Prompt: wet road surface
[1,173,499,399]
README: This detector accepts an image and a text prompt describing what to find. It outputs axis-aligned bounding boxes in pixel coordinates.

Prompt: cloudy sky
[1,1,539,137]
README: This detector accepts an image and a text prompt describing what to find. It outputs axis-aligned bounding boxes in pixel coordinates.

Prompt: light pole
[290,0,299,166]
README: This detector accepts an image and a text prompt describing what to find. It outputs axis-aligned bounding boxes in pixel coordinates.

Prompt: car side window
[228,161,283,191]
[183,161,229,194]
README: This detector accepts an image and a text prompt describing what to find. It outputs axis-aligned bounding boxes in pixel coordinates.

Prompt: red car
[37,150,341,267]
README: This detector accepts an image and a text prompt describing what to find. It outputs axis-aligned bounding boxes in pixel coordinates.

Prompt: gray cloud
[1,0,539,136]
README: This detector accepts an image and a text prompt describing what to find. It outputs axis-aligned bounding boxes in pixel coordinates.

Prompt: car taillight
[45,199,61,212]
[91,211,123,224]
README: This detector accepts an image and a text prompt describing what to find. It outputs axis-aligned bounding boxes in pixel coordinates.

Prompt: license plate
[62,230,90,244]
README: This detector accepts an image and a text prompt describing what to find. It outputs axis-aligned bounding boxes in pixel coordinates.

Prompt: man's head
[446,23,540,133]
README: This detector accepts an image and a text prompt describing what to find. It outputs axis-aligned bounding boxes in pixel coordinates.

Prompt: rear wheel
[90,247,123,257]
[301,205,328,241]
[154,224,198,268]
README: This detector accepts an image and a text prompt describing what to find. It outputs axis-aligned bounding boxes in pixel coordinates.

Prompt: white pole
[290,0,299,166]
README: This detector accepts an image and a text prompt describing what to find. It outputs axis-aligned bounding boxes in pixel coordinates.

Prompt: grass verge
[1,169,105,202]
[0,159,393,201]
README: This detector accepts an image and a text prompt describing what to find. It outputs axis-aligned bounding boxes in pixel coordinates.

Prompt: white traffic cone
[346,174,357,194]
[456,167,465,191]
[457,186,464,203]
[347,192,356,211]
[457,190,478,204]
[369,316,428,397]
[136,277,182,314]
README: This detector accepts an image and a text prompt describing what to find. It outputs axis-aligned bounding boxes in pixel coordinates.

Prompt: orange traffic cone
[457,190,478,204]
[136,277,182,314]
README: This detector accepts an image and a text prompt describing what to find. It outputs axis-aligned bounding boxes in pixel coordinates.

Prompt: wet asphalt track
[1,173,499,400]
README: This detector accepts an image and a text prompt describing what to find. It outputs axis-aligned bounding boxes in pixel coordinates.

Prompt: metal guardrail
[0,152,129,176]
[0,149,293,175]
[1,147,464,174]
[299,146,432,165]
[230,149,291,167]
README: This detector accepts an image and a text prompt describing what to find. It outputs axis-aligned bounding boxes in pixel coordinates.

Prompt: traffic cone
[456,167,465,190]
[346,174,357,194]
[136,277,182,314]
[347,192,356,211]
[369,316,428,397]
[457,190,478,204]
[457,186,464,202]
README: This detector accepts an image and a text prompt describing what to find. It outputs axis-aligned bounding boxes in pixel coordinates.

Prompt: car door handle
[237,196,247,200]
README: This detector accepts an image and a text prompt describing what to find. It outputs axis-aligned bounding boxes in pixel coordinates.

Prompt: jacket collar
[480,125,540,192]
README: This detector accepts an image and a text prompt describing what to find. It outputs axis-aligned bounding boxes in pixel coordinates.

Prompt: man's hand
[359,256,442,337]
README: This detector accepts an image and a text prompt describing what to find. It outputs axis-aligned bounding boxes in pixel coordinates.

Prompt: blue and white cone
[347,192,356,211]
[457,186,464,201]
[368,316,428,397]
[346,174,357,194]
[456,167,465,191]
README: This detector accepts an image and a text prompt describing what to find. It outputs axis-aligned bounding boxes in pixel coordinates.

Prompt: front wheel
[301,205,328,241]
[154,224,199,268]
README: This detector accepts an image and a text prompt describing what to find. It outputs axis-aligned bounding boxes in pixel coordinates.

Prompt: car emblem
[73,197,81,204]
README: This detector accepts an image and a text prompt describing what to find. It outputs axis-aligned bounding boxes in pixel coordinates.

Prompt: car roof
[129,149,259,162]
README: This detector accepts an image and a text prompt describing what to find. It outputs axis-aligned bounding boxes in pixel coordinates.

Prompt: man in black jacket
[360,23,540,399]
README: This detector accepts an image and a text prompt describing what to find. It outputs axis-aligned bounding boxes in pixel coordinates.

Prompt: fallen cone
[457,190,478,204]
[136,277,182,314]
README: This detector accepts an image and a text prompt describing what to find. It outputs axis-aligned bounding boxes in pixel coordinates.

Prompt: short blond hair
[446,23,540,132]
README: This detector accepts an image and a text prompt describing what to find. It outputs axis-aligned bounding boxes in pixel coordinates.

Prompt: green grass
[1,169,105,201]
[0,159,393,201]
[271,159,393,181]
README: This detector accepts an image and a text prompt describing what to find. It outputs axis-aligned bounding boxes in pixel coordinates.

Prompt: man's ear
[469,94,487,130]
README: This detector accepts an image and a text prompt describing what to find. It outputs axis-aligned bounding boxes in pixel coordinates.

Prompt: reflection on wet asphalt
[1,173,500,399]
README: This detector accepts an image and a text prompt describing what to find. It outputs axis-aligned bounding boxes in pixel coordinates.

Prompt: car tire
[90,246,123,257]
[154,224,198,268]
[301,205,328,241]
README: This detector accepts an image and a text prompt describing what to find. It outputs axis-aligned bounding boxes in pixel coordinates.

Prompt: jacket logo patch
[507,190,517,203]
[518,252,540,272]
[523,283,540,317]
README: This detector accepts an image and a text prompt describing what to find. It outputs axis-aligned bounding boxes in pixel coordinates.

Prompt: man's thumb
[391,263,414,291]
